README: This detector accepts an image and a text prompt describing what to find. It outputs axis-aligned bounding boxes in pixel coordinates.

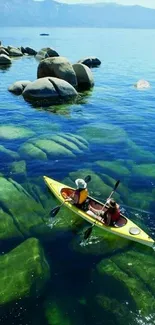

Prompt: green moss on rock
[0,125,35,140]
[0,145,19,160]
[96,160,130,177]
[0,238,50,306]
[19,142,48,160]
[78,123,128,145]
[31,139,75,158]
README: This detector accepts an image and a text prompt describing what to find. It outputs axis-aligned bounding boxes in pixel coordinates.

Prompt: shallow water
[0,27,155,325]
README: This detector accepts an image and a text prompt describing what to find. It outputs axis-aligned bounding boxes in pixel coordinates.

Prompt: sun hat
[108,199,116,208]
[75,178,87,189]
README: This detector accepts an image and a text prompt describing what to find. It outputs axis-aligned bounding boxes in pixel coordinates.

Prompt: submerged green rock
[0,177,55,241]
[127,140,155,163]
[126,191,154,210]
[96,160,130,177]
[132,163,155,178]
[0,144,19,160]
[0,238,50,306]
[19,142,48,160]
[31,139,75,158]
[0,208,23,241]
[44,300,72,325]
[10,160,27,176]
[0,125,35,140]
[77,123,128,145]
[52,135,83,153]
[96,249,155,315]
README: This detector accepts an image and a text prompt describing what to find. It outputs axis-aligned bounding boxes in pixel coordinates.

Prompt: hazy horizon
[54,0,155,9]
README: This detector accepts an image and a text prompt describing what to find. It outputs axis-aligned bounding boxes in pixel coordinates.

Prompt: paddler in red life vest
[104,199,120,226]
[69,178,88,206]
[88,198,120,226]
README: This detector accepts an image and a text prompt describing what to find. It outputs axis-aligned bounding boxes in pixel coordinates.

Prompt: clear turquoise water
[0,27,155,324]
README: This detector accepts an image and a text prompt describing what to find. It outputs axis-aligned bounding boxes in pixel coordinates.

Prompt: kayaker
[104,199,120,226]
[67,178,88,206]
[88,199,120,226]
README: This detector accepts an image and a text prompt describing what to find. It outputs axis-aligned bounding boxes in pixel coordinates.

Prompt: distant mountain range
[1,0,155,28]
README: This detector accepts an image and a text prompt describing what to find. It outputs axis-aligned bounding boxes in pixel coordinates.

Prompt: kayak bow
[44,176,155,248]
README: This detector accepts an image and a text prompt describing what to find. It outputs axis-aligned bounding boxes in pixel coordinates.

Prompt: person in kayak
[104,199,120,226]
[67,178,88,207]
[88,199,120,226]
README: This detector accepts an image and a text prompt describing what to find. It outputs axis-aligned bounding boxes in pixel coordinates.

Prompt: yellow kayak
[43,176,155,248]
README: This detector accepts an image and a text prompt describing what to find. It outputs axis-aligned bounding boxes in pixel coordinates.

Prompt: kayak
[43,176,155,248]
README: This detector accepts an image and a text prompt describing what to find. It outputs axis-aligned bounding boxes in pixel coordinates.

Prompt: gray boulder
[78,56,101,68]
[73,63,94,90]
[0,54,12,65]
[25,47,37,55]
[37,56,77,88]
[8,80,31,95]
[0,48,9,56]
[7,46,23,57]
[36,47,59,60]
[22,77,78,105]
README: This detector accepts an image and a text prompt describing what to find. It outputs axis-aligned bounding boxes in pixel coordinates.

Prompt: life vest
[110,208,120,222]
[75,188,88,205]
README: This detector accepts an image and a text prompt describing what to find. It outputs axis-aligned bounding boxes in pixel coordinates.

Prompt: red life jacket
[110,209,120,222]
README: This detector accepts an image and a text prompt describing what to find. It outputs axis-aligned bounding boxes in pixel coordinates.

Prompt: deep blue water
[0,27,155,325]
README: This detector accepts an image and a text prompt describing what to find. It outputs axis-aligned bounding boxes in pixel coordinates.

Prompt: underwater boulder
[0,144,19,160]
[0,125,35,140]
[0,238,50,306]
[96,249,155,315]
[0,177,53,240]
[19,142,48,160]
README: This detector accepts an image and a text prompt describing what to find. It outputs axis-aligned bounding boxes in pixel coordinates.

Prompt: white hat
[75,178,87,189]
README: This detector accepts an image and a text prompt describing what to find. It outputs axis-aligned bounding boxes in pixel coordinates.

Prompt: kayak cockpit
[61,187,127,228]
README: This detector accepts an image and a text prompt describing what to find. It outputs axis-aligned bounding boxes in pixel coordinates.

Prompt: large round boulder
[37,56,77,88]
[22,77,78,105]
[0,54,12,65]
[36,47,59,60]
[134,79,151,89]
[8,80,31,95]
[78,56,101,68]
[72,63,94,90]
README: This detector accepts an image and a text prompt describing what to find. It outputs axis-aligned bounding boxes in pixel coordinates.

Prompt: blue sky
[55,0,155,8]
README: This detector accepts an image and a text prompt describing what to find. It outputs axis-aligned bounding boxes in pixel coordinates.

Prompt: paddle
[83,179,120,240]
[49,175,91,218]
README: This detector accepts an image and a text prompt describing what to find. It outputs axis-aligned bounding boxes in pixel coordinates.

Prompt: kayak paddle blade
[114,180,120,191]
[84,175,91,183]
[84,226,93,240]
[50,205,61,218]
